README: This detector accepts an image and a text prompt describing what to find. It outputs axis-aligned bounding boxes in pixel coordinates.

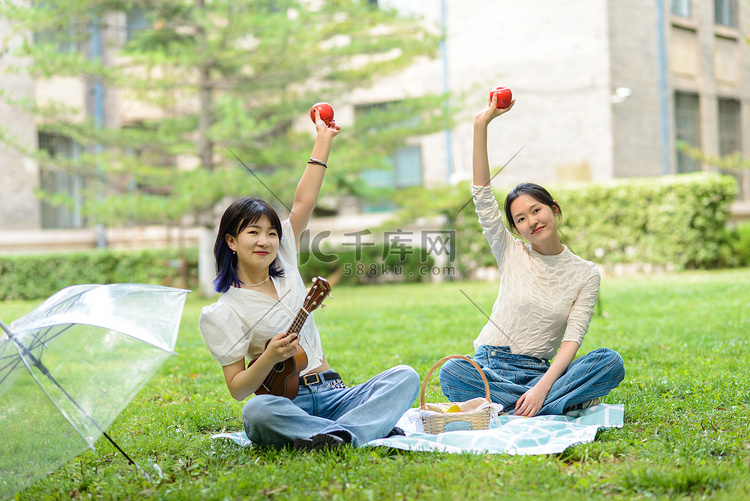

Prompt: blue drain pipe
[656,0,671,175]
[440,0,454,183]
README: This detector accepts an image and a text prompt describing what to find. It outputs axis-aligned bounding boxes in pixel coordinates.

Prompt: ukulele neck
[288,307,309,336]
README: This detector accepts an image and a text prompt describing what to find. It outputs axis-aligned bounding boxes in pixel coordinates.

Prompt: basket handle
[419,354,492,410]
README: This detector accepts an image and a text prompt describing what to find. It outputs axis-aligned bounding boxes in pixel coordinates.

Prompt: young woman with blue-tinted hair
[199,110,419,450]
[438,94,625,417]
[211,197,286,294]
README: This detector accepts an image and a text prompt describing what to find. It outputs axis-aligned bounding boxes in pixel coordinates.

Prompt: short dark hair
[212,197,284,293]
[504,183,562,234]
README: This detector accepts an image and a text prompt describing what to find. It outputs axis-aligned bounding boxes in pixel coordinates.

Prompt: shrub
[453,172,738,274]
[718,220,750,268]
[299,244,436,285]
[0,248,198,301]
[1,173,738,300]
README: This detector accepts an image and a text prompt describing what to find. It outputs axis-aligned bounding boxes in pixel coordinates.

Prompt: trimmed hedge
[454,172,738,274]
[719,220,750,268]
[559,172,737,269]
[0,173,740,300]
[0,248,198,301]
[299,244,436,285]
[0,242,433,301]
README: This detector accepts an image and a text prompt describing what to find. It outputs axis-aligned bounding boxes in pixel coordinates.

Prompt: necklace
[241,275,270,288]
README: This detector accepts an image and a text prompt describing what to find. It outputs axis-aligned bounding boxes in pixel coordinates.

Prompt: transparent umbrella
[0,283,189,498]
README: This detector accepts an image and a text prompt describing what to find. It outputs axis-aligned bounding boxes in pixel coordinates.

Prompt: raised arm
[289,110,341,239]
[472,94,515,187]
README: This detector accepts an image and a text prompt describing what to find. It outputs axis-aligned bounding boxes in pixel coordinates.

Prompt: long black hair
[212,197,285,293]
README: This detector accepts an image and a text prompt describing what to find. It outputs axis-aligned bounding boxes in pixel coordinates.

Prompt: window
[125,8,149,42]
[361,146,423,189]
[714,0,737,28]
[32,2,78,52]
[393,145,423,187]
[33,26,77,53]
[355,101,424,211]
[361,169,394,189]
[674,92,701,174]
[718,98,741,156]
[361,145,423,212]
[38,133,84,229]
[717,98,747,199]
[671,0,691,17]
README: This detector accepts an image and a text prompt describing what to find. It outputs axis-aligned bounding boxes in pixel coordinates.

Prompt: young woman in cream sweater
[439,95,625,417]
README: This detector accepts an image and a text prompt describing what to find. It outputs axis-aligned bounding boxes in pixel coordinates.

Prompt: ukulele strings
[289,310,308,335]
[288,283,319,336]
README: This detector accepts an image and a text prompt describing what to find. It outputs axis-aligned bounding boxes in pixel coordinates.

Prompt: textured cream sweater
[471,185,600,360]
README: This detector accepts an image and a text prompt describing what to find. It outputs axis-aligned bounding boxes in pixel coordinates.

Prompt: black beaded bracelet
[307,157,327,168]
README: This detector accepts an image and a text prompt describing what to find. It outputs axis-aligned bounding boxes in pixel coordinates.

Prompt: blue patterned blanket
[211,404,623,455]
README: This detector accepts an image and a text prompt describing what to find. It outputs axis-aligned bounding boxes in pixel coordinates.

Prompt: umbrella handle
[101,431,151,482]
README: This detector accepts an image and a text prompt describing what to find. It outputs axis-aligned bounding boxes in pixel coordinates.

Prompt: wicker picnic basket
[419,354,493,434]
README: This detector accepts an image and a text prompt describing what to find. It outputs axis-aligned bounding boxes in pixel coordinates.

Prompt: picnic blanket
[211,404,624,455]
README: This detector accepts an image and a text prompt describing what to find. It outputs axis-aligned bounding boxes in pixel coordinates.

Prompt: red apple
[310,102,334,125]
[489,86,513,109]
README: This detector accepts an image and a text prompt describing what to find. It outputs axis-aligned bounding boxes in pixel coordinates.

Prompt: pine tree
[0,0,449,229]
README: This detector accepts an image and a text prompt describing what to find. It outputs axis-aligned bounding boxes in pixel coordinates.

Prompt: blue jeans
[243,365,420,447]
[439,346,625,415]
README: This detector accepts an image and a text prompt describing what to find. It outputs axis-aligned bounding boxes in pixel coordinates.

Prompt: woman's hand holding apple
[489,86,513,109]
[475,91,516,127]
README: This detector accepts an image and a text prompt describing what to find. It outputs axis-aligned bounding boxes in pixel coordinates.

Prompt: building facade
[0,17,40,232]
[1,0,748,252]
[360,0,749,199]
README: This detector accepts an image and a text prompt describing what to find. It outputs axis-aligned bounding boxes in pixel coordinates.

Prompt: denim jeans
[439,345,625,415]
[242,365,420,447]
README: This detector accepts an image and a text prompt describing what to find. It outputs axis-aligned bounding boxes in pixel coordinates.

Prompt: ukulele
[249,276,331,399]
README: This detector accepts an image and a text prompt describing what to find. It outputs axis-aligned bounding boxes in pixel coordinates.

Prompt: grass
[2,268,750,500]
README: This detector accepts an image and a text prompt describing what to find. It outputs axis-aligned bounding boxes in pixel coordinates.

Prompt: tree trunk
[196,0,214,171]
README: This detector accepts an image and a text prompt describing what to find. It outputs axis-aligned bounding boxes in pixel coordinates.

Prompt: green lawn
[2,269,750,500]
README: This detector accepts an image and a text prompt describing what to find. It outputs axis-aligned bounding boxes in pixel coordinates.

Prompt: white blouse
[199,218,325,376]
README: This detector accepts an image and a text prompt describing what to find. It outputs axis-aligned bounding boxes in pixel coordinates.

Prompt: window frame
[673,92,702,174]
[38,132,85,229]
[714,0,738,28]
[670,0,691,18]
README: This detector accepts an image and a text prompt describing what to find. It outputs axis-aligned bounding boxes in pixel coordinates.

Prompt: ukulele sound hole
[272,362,284,372]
